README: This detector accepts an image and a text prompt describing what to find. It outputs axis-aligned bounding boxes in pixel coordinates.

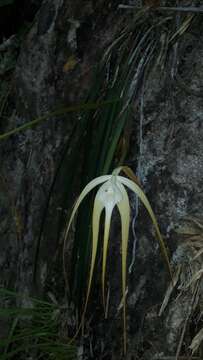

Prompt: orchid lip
[96,177,123,205]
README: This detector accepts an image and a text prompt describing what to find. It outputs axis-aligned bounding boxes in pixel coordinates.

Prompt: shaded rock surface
[0,0,202,359]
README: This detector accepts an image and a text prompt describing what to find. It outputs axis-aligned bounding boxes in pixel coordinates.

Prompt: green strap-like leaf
[0,100,119,141]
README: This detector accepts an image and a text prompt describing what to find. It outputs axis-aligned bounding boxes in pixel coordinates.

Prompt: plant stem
[118,5,203,13]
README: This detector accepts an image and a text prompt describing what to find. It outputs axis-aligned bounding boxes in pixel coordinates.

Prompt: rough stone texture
[124,18,203,359]
[0,0,124,309]
[0,0,202,358]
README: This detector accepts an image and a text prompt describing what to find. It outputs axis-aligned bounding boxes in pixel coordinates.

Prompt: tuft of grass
[0,288,76,360]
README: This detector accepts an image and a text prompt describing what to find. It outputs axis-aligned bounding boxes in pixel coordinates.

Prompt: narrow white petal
[83,198,104,314]
[63,175,110,288]
[117,182,130,355]
[64,176,110,249]
[118,176,172,279]
[102,202,114,310]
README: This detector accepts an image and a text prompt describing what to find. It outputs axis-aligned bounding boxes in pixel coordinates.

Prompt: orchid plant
[64,166,172,354]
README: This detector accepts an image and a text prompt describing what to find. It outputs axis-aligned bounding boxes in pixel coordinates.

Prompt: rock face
[0,0,202,358]
[125,28,203,358]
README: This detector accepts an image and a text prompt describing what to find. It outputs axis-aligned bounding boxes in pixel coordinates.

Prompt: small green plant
[0,289,76,360]
[64,166,172,354]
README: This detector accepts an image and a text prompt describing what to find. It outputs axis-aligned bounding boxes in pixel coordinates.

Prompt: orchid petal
[93,177,123,309]
[83,197,104,314]
[116,182,130,354]
[118,175,172,279]
[102,203,114,309]
[64,175,110,245]
[63,175,111,286]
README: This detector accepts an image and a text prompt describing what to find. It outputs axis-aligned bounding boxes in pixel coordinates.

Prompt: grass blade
[0,100,119,141]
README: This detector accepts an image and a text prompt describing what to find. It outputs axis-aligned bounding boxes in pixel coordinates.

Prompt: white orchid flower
[64,166,172,354]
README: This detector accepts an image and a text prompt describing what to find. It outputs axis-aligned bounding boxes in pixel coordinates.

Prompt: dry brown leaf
[184,269,203,289]
[63,55,78,73]
[189,327,203,354]
[159,266,181,316]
